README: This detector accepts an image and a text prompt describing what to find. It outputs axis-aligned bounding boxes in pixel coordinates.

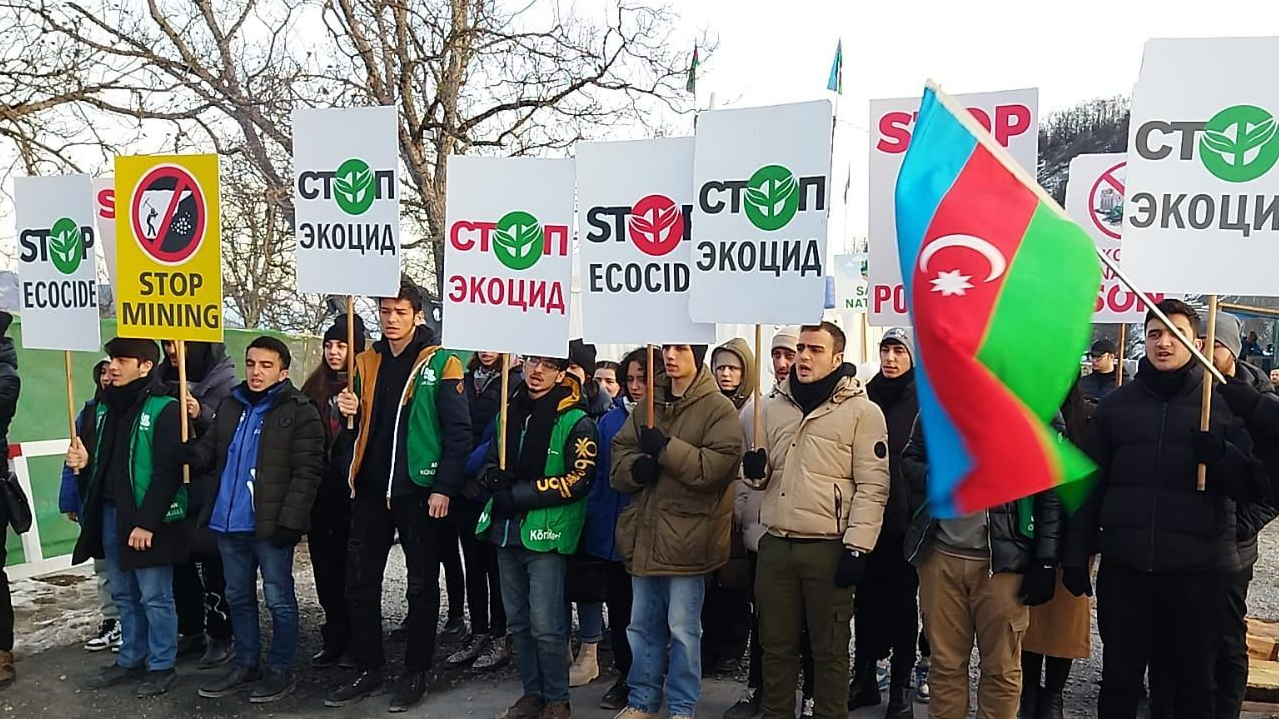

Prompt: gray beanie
[881,327,915,359]
[1202,312,1242,360]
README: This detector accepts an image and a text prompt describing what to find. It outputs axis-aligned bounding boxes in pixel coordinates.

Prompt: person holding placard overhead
[610,343,743,719]
[1062,299,1266,719]
[326,277,471,712]
[477,349,599,719]
[67,338,187,698]
[741,322,889,719]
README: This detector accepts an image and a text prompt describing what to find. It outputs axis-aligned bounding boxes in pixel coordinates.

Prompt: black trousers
[454,499,506,636]
[309,496,351,653]
[0,499,12,651]
[174,554,231,640]
[1148,565,1251,719]
[439,519,465,620]
[702,576,752,666]
[347,491,443,670]
[853,533,920,682]
[1097,560,1221,719]
[604,560,633,675]
[745,551,813,695]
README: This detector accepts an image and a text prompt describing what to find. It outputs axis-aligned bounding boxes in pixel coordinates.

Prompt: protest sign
[689,100,833,324]
[1065,153,1169,322]
[576,137,715,344]
[92,177,117,293]
[114,154,222,342]
[1123,37,1279,295]
[833,253,870,314]
[15,174,101,352]
[868,88,1038,325]
[293,106,400,295]
[442,156,575,357]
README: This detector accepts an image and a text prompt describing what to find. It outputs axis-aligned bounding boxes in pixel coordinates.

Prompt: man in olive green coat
[611,343,744,719]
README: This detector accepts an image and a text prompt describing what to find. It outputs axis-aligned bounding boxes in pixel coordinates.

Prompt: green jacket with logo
[477,377,599,554]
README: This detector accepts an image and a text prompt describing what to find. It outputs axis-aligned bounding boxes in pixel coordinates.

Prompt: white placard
[293,106,401,296]
[92,177,116,293]
[689,100,833,325]
[576,138,715,345]
[868,88,1039,325]
[1123,37,1279,295]
[442,156,575,357]
[15,174,102,352]
[834,253,870,314]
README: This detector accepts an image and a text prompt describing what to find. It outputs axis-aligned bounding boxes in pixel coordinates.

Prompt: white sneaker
[915,658,931,703]
[84,619,120,652]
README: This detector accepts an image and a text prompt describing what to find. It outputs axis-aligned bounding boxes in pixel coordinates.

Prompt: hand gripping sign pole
[346,295,356,430]
[177,340,190,484]
[929,81,1225,386]
[1197,295,1220,491]
[65,351,79,475]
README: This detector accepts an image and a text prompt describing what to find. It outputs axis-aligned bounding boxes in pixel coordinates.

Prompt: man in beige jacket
[742,321,890,719]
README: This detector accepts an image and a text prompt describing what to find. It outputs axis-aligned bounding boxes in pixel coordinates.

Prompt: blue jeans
[578,602,604,643]
[627,575,707,717]
[217,532,299,672]
[101,504,177,671]
[497,547,569,703]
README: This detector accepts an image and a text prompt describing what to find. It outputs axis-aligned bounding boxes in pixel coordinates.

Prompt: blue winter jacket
[59,402,93,514]
[208,383,286,533]
[582,399,631,562]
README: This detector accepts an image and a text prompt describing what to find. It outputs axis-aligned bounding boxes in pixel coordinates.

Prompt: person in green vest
[65,337,187,698]
[324,277,471,713]
[478,351,599,719]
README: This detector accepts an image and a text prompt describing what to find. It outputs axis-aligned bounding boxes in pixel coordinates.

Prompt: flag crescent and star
[918,233,1009,297]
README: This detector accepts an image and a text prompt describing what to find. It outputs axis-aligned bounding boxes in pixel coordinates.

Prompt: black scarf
[1136,356,1198,400]
[507,383,571,483]
[241,379,286,406]
[867,367,915,410]
[103,374,151,411]
[789,363,856,416]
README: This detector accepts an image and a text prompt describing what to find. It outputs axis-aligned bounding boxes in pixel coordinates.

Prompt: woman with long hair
[302,314,366,668]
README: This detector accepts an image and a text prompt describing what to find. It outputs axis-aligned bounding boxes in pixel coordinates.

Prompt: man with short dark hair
[1064,299,1266,719]
[67,337,187,697]
[184,337,325,704]
[326,278,471,712]
[743,321,889,719]
[1079,339,1128,406]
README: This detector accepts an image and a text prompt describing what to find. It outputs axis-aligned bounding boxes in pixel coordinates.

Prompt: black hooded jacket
[1063,359,1265,573]
[1225,360,1279,569]
[0,337,19,457]
[866,369,920,540]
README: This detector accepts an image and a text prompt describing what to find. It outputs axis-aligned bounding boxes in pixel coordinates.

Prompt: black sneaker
[198,665,261,698]
[249,669,297,704]
[439,616,467,644]
[599,679,629,711]
[198,638,234,670]
[723,687,762,719]
[388,669,428,713]
[311,647,344,669]
[176,634,207,658]
[136,668,177,697]
[325,669,383,707]
[84,663,145,690]
[447,634,490,666]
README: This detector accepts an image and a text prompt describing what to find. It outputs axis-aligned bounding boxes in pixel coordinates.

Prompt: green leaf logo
[49,216,83,275]
[333,158,375,215]
[493,210,543,271]
[1199,105,1279,183]
[743,164,800,231]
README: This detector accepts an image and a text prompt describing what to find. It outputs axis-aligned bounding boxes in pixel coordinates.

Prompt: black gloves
[483,467,517,493]
[490,489,516,519]
[639,427,670,457]
[1018,561,1057,606]
[743,449,768,480]
[1062,566,1092,597]
[1191,430,1226,466]
[1219,377,1263,418]
[632,455,660,486]
[460,479,482,502]
[834,549,866,588]
[271,527,303,548]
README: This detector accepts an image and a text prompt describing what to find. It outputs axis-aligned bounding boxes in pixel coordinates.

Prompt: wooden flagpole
[1116,324,1126,388]
[65,351,79,475]
[752,326,762,448]
[927,80,1225,386]
[646,345,655,429]
[177,340,190,484]
[346,296,356,430]
[1197,295,1220,491]
[498,352,511,470]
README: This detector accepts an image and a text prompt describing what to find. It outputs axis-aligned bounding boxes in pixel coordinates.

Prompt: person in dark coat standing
[1062,300,1266,719]
[0,312,20,690]
[161,339,237,668]
[850,327,920,717]
[68,337,186,697]
[300,314,365,668]
[185,337,325,704]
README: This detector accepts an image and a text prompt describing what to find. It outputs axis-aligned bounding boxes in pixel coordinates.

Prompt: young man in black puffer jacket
[1062,300,1266,719]
[901,414,1062,719]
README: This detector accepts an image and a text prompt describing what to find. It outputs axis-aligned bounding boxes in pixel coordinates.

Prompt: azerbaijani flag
[827,40,843,94]
[894,83,1099,518]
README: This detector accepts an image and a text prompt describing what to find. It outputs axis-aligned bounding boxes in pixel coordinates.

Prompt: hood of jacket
[1236,360,1275,393]
[162,341,231,383]
[711,338,757,410]
[0,337,17,371]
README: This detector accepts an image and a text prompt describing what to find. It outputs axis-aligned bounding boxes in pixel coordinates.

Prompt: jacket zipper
[385,353,432,502]
[986,510,995,578]
[834,485,844,538]
[1148,402,1168,572]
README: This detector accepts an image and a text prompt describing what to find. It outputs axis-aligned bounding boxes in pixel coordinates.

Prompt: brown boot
[539,701,571,719]
[0,650,14,689]
[497,695,546,719]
